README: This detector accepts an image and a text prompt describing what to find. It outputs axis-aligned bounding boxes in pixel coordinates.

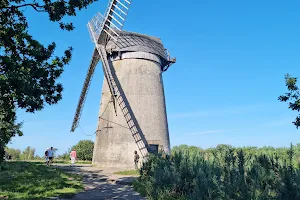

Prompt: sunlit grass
[0,161,83,200]
[27,160,92,165]
[114,170,139,176]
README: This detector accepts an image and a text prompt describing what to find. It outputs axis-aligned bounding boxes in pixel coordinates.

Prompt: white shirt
[48,149,54,157]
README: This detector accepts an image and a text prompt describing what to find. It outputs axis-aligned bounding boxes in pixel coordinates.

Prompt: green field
[0,161,83,200]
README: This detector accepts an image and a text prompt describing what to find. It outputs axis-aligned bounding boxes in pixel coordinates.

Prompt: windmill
[71,0,176,168]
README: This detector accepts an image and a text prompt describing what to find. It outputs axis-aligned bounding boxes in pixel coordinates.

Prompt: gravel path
[54,164,145,200]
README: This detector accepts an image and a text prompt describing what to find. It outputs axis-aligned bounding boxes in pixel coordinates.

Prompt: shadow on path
[54,165,145,200]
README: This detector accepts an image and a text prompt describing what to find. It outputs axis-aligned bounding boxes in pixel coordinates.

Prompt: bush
[71,140,94,161]
[134,145,300,200]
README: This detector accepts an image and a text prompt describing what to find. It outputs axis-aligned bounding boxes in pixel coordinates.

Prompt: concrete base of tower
[92,141,142,169]
[92,58,170,169]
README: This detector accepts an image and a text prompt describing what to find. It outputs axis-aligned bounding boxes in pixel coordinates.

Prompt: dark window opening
[148,144,159,154]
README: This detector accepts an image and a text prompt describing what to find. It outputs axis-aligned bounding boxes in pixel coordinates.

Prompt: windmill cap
[106,31,169,64]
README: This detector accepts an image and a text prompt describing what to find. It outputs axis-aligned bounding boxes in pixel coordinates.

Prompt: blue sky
[8,0,300,156]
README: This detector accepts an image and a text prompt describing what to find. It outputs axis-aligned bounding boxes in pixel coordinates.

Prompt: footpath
[53,164,145,200]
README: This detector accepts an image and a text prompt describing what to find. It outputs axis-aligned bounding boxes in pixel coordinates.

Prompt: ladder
[97,45,149,158]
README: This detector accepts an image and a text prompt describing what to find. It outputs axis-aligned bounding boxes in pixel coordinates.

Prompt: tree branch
[2,3,46,12]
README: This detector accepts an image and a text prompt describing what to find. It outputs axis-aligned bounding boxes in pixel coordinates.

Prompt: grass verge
[114,170,139,176]
[28,160,92,165]
[0,161,83,200]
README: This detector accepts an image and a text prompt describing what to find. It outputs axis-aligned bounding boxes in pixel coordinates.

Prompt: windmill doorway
[148,144,159,154]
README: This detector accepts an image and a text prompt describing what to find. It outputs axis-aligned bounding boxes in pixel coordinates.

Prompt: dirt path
[54,164,145,200]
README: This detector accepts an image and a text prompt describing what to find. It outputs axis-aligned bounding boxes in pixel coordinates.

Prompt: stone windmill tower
[71,0,176,168]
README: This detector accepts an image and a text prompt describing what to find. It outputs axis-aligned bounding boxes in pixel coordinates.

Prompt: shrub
[71,140,94,161]
[134,145,300,200]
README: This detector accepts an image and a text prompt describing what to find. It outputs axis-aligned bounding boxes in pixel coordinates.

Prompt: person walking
[47,147,54,166]
[44,149,49,165]
[70,149,77,167]
[134,151,140,170]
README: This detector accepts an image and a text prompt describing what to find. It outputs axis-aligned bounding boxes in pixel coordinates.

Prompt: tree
[0,0,98,162]
[0,100,22,161]
[34,155,41,160]
[57,148,71,160]
[4,147,21,160]
[278,74,300,128]
[20,146,35,160]
[72,140,94,161]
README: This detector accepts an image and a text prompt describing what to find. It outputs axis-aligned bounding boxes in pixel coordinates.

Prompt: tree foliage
[21,146,35,160]
[0,0,98,162]
[279,74,300,128]
[4,147,21,160]
[57,148,72,160]
[71,140,94,161]
[5,146,35,160]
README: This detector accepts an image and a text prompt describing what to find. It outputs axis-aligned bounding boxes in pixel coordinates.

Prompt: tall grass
[134,145,300,200]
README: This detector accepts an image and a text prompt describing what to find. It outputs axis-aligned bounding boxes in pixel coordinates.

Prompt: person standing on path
[70,149,77,167]
[134,151,140,169]
[47,147,54,166]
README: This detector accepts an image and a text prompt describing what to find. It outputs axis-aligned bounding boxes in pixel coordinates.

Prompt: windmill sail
[71,49,100,132]
[71,0,150,158]
[71,0,132,132]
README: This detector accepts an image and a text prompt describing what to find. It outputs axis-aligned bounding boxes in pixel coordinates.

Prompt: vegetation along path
[55,164,145,200]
